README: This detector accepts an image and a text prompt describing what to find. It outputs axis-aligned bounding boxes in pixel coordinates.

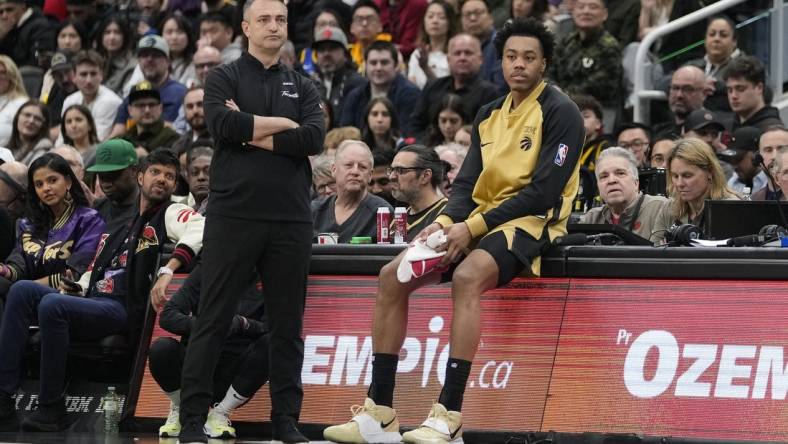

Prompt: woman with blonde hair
[0,56,30,147]
[652,138,739,243]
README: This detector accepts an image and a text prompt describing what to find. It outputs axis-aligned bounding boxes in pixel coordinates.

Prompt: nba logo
[554,143,569,166]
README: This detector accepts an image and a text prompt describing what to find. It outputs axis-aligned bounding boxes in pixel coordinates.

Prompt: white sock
[165,390,180,409]
[213,386,248,417]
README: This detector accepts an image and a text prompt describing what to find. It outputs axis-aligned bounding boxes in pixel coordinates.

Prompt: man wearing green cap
[88,139,141,232]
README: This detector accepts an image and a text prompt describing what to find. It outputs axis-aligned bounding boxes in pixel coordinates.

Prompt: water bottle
[102,386,120,434]
[742,186,752,201]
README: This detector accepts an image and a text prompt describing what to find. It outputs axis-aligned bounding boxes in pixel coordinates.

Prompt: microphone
[726,234,768,247]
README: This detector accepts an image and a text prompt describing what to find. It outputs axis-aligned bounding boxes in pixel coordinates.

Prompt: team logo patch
[554,143,569,166]
[96,277,114,294]
[520,136,532,151]
[177,208,197,223]
[135,225,159,254]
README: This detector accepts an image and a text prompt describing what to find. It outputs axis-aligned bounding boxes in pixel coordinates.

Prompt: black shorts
[441,228,551,287]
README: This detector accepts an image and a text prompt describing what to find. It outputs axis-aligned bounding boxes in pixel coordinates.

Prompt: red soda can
[393,207,407,244]
[377,207,391,243]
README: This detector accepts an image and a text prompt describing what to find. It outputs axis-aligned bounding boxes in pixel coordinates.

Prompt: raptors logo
[135,225,159,254]
[520,136,532,151]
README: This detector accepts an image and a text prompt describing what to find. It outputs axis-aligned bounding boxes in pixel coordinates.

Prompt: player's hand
[415,222,444,243]
[436,222,472,265]
[58,269,83,296]
[225,99,241,112]
[150,274,173,311]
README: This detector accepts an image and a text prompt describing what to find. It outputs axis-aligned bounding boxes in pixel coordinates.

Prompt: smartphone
[61,277,82,292]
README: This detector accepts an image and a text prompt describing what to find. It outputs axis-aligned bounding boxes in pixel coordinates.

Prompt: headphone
[759,224,787,241]
[666,223,702,246]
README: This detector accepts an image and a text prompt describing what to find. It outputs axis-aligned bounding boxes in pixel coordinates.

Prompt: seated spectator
[173,87,210,154]
[8,100,53,165]
[41,21,88,104]
[299,8,347,76]
[49,145,89,202]
[161,14,197,87]
[407,0,457,89]
[311,154,336,198]
[324,126,362,157]
[453,124,472,148]
[0,0,54,68]
[649,134,675,169]
[425,94,468,147]
[311,140,393,242]
[508,0,556,33]
[0,148,203,432]
[87,140,140,232]
[111,35,188,138]
[653,65,710,138]
[0,152,105,299]
[186,146,212,213]
[340,41,420,135]
[410,33,499,139]
[773,146,788,201]
[311,26,365,128]
[0,162,24,265]
[375,0,427,60]
[686,15,741,113]
[0,56,29,148]
[362,97,401,152]
[93,15,137,96]
[580,147,668,240]
[370,149,397,206]
[550,0,621,108]
[652,138,738,244]
[388,145,448,241]
[723,55,784,132]
[348,1,393,72]
[121,81,181,155]
[574,94,609,172]
[151,263,269,440]
[61,50,123,142]
[199,11,242,65]
[682,108,728,159]
[192,45,222,88]
[616,123,651,168]
[435,142,467,196]
[42,52,78,138]
[752,126,788,200]
[460,0,505,91]
[60,105,99,161]
[720,126,767,195]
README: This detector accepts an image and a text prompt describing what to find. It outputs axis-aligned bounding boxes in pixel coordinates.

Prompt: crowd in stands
[0,0,784,438]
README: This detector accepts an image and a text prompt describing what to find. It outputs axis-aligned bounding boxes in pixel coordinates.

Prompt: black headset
[666,223,702,246]
[759,224,787,241]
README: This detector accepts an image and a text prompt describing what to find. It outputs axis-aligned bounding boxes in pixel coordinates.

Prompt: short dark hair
[352,0,381,17]
[616,122,653,144]
[141,148,180,176]
[493,17,554,65]
[460,0,492,12]
[398,144,445,188]
[72,49,104,69]
[364,40,397,63]
[572,94,603,121]
[200,11,233,28]
[373,149,394,167]
[721,55,766,85]
[707,14,737,41]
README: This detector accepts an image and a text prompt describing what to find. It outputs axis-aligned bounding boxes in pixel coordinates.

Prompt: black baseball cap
[685,109,724,133]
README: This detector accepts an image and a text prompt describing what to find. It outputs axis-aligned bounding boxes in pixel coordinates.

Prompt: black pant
[180,214,312,423]
[149,335,270,400]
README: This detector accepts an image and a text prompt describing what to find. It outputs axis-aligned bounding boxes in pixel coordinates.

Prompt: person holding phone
[0,153,105,304]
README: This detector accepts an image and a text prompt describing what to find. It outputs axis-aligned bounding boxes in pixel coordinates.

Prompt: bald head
[51,145,85,180]
[193,45,223,85]
[669,65,708,118]
[448,33,483,80]
[1,161,28,189]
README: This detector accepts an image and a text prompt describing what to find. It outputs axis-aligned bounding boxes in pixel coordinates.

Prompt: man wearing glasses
[121,81,180,156]
[653,65,709,137]
[616,123,652,168]
[348,1,393,72]
[312,140,393,242]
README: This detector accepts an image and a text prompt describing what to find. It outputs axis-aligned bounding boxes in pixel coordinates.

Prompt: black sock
[367,353,398,407]
[438,358,472,412]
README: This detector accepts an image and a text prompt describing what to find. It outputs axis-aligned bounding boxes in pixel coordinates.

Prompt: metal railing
[632,0,786,123]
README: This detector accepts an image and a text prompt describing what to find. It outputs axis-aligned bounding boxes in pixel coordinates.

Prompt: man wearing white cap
[108,34,187,138]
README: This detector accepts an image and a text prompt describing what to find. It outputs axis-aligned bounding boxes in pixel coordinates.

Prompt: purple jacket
[6,205,106,288]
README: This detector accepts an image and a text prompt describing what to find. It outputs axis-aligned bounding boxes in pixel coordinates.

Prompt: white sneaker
[402,403,463,444]
[203,407,236,439]
[158,402,181,438]
[323,397,402,443]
